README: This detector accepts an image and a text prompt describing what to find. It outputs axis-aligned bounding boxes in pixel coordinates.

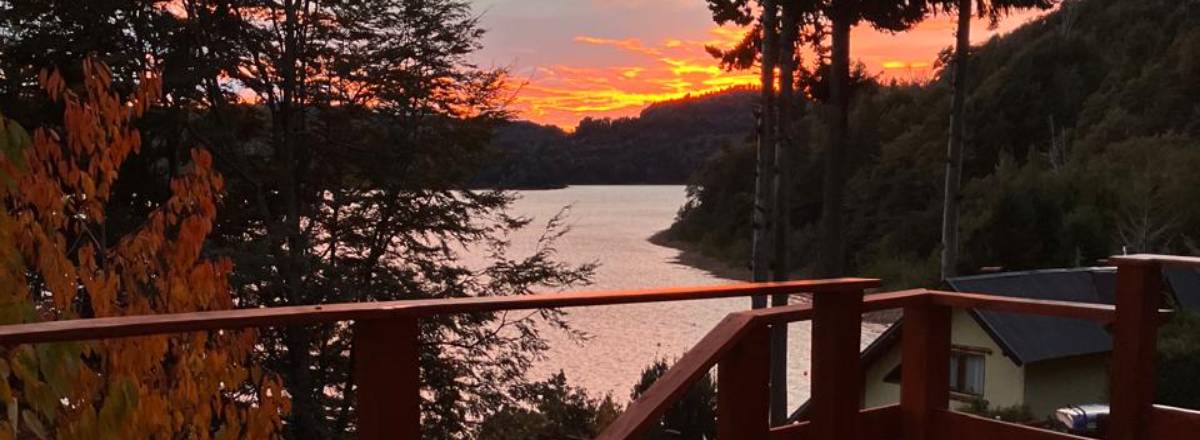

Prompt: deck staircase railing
[0,256,1197,438]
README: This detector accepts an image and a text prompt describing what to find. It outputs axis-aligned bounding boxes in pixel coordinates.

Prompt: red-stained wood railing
[900,299,950,440]
[717,322,772,439]
[596,311,761,440]
[597,288,922,440]
[924,289,1118,322]
[0,278,876,440]
[767,404,901,440]
[354,317,419,440]
[809,287,865,440]
[1147,405,1200,439]
[1107,254,1200,440]
[3,255,1200,439]
[600,285,1127,440]
[603,254,1200,440]
[933,409,1093,440]
[0,279,879,345]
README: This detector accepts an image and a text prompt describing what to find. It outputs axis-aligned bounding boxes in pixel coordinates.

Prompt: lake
[499,185,886,409]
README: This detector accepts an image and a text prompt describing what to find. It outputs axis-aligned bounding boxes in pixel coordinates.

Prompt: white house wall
[1023,352,1110,418]
[861,309,1026,411]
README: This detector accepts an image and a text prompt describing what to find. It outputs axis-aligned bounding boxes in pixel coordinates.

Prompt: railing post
[354,317,420,440]
[1109,259,1163,440]
[810,289,865,440]
[718,322,771,440]
[900,302,951,440]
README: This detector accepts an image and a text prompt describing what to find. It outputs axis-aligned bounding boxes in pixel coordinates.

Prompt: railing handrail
[0,278,879,345]
[597,285,1160,440]
[1110,253,1200,268]
[925,289,1119,322]
[597,312,758,440]
[6,253,1196,439]
[598,290,932,440]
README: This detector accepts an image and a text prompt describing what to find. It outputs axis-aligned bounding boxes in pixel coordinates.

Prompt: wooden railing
[0,256,1198,439]
[0,278,876,439]
[597,254,1200,440]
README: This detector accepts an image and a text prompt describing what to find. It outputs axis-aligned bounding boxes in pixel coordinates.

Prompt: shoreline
[647,229,900,324]
[648,229,752,282]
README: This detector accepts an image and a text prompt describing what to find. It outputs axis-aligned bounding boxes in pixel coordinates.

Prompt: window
[880,347,987,398]
[949,351,985,396]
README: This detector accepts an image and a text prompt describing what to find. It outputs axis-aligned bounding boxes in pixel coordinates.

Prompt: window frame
[949,348,987,398]
[880,345,990,401]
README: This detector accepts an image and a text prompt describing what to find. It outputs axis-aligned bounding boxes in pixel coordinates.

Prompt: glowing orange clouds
[574,36,663,56]
[510,25,758,129]
[882,60,932,70]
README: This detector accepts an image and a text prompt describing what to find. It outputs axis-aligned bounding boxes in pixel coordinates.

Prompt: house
[857,266,1200,420]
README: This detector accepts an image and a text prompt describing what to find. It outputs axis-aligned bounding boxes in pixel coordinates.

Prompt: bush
[478,372,621,440]
[960,398,1035,424]
[1157,311,1200,410]
[631,359,717,440]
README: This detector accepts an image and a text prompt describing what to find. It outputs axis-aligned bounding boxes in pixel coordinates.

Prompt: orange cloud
[882,60,932,70]
[574,36,662,56]
[509,25,757,130]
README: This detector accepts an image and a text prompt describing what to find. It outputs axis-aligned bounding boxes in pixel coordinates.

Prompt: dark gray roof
[947,268,1117,364]
[946,266,1200,364]
[1164,268,1200,310]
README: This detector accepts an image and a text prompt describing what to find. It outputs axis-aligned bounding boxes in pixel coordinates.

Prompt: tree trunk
[941,0,972,281]
[752,0,780,308]
[769,0,799,425]
[818,6,852,278]
[275,3,325,438]
[773,5,797,285]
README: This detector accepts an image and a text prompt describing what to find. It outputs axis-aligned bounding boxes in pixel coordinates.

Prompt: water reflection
[487,186,885,407]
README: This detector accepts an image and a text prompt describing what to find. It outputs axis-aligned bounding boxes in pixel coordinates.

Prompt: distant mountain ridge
[474,86,758,187]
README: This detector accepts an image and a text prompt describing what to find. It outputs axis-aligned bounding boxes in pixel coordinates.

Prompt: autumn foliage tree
[0,58,286,439]
[1,2,597,438]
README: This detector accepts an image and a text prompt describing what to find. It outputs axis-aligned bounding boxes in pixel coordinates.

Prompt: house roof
[860,266,1200,368]
[947,268,1118,364]
[1164,268,1200,310]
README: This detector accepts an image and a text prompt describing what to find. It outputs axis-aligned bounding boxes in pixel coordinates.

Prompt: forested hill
[473,87,757,187]
[666,0,1200,288]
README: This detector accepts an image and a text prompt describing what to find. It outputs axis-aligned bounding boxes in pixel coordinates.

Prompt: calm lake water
[499,186,885,408]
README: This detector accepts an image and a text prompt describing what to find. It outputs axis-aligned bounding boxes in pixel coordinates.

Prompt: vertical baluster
[1109,259,1164,440]
[900,302,951,440]
[354,317,420,440]
[718,323,771,440]
[810,289,865,440]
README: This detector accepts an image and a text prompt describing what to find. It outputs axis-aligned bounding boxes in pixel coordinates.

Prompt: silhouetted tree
[632,359,718,440]
[755,0,781,303]
[941,0,975,280]
[768,0,805,425]
[816,0,932,277]
[0,2,596,439]
[706,0,938,277]
[478,372,622,440]
[941,0,1057,280]
[1158,312,1200,410]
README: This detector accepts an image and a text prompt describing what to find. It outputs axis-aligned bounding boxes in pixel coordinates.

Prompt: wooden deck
[0,256,1198,439]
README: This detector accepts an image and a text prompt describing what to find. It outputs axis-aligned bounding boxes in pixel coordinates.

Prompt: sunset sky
[470,0,1050,129]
